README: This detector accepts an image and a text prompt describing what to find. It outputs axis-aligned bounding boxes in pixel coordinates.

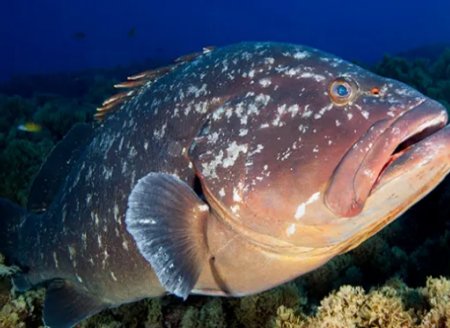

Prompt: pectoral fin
[125,172,210,299]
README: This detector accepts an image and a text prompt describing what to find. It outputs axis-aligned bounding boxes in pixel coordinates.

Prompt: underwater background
[1,0,450,327]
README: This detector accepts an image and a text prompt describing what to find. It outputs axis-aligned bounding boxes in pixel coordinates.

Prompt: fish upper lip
[325,98,448,217]
[371,102,449,191]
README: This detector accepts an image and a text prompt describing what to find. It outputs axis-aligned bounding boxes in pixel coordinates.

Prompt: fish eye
[329,78,358,105]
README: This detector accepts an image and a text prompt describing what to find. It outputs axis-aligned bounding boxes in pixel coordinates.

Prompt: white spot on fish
[81,233,87,249]
[294,203,306,220]
[153,123,167,140]
[293,51,309,59]
[239,129,248,136]
[294,192,321,221]
[195,101,209,114]
[248,144,264,156]
[361,111,370,119]
[300,72,326,82]
[68,246,76,259]
[222,142,248,168]
[110,272,118,281]
[139,218,156,225]
[233,188,242,202]
[187,84,208,98]
[307,192,321,204]
[198,204,209,212]
[302,105,313,118]
[259,78,272,87]
[201,150,224,179]
[255,93,271,106]
[114,204,120,223]
[53,252,59,269]
[286,223,296,236]
[287,104,300,117]
[298,124,308,133]
[264,57,275,65]
[230,204,240,215]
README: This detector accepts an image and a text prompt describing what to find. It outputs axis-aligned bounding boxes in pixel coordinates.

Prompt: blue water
[2,0,450,80]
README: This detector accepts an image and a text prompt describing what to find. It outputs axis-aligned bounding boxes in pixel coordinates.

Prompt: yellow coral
[418,277,450,328]
[274,284,416,328]
[0,288,45,328]
[358,286,414,328]
[274,306,305,328]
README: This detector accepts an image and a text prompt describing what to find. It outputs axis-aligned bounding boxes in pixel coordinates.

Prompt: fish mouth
[325,99,449,217]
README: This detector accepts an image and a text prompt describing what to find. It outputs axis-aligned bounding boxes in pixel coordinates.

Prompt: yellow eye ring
[329,77,358,105]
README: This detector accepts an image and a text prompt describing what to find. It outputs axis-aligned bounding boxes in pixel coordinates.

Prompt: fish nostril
[370,87,380,96]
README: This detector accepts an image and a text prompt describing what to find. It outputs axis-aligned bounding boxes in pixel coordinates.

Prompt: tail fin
[0,198,27,264]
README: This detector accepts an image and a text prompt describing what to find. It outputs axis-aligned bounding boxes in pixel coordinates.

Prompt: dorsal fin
[94,63,178,121]
[174,46,215,63]
[95,46,215,121]
[27,123,94,213]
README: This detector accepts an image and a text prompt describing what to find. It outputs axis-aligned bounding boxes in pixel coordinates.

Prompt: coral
[1,254,45,328]
[231,282,306,328]
[418,277,450,327]
[198,299,227,328]
[180,306,201,327]
[146,298,164,327]
[273,277,450,328]
[274,306,305,328]
[0,288,45,328]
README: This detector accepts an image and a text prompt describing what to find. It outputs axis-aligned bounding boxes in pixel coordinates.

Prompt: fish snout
[325,98,448,218]
[373,110,450,191]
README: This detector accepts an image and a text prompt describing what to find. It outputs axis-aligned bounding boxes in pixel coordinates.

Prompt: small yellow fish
[17,122,42,133]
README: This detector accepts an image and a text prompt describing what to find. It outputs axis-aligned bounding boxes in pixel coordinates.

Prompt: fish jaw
[373,117,450,192]
[325,99,449,217]
[336,122,450,253]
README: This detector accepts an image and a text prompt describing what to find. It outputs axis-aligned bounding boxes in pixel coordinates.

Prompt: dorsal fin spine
[95,46,215,121]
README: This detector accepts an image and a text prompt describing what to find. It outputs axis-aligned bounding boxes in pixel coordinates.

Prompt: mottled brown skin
[1,42,449,326]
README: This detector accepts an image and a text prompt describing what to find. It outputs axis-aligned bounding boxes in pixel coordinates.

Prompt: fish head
[193,44,450,252]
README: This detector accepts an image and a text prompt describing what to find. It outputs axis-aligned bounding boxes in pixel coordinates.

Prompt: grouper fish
[0,42,449,328]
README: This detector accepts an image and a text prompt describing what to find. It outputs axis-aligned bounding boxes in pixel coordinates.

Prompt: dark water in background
[1,0,450,80]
